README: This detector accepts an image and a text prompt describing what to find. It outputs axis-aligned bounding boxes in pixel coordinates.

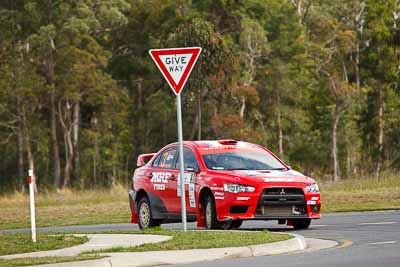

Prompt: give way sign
[149,47,202,95]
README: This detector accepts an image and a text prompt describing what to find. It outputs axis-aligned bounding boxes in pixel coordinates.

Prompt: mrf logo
[151,172,171,183]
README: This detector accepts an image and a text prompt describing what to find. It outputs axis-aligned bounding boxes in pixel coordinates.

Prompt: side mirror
[186,166,199,173]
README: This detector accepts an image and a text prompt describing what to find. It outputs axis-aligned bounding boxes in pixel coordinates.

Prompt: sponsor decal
[189,183,196,207]
[153,184,165,191]
[211,186,224,191]
[263,177,294,182]
[311,196,319,201]
[203,145,236,150]
[214,192,224,197]
[215,196,225,200]
[307,200,316,205]
[151,172,171,183]
[236,196,250,201]
[177,173,196,197]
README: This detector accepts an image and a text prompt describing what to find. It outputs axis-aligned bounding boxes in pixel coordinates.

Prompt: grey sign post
[176,93,187,231]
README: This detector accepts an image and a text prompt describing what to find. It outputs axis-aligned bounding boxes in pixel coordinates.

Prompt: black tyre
[292,218,311,230]
[204,195,220,229]
[137,197,161,230]
[229,219,243,229]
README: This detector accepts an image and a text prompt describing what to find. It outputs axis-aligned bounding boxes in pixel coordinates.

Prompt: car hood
[215,169,316,185]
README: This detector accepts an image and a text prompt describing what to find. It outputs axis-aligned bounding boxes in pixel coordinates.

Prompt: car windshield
[202,151,287,171]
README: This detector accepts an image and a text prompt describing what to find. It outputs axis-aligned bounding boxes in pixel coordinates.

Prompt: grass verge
[0,256,102,267]
[0,229,290,266]
[321,173,400,212]
[84,228,291,253]
[0,233,88,256]
[0,184,130,230]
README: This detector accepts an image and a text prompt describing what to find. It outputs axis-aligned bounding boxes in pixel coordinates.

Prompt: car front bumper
[214,188,321,221]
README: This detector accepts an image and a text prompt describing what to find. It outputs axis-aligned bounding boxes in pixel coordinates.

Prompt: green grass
[84,228,291,253]
[0,256,102,267]
[0,173,399,230]
[0,233,88,256]
[0,229,289,266]
[0,184,130,230]
[320,172,400,212]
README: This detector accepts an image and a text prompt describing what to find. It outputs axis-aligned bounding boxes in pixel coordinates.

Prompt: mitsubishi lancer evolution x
[129,140,321,230]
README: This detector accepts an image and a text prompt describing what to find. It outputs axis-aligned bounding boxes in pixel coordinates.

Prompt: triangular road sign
[149,47,202,95]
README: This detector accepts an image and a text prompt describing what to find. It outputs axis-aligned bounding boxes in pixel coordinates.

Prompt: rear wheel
[204,195,219,229]
[292,218,311,230]
[137,197,161,230]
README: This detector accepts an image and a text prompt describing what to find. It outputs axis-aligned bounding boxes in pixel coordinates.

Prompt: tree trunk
[190,89,208,140]
[93,133,100,189]
[72,101,80,181]
[44,0,61,188]
[92,117,100,189]
[355,42,360,89]
[190,112,199,140]
[93,152,97,189]
[49,70,61,188]
[376,80,384,177]
[137,78,143,108]
[277,108,284,157]
[277,93,284,157]
[16,96,25,192]
[22,104,37,192]
[239,96,246,118]
[59,98,74,189]
[332,105,341,182]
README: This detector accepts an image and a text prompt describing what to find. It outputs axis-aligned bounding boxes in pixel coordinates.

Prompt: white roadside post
[149,47,202,231]
[28,169,36,242]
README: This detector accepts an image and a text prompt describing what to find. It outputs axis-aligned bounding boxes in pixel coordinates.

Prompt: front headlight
[224,183,255,193]
[306,183,320,193]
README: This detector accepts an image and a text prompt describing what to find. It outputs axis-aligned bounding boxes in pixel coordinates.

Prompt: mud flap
[196,204,205,228]
[129,190,138,223]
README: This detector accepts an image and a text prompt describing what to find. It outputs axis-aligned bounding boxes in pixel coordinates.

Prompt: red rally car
[129,140,321,230]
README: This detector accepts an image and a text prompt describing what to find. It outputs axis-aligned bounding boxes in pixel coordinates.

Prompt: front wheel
[292,218,311,230]
[137,197,160,230]
[204,195,220,229]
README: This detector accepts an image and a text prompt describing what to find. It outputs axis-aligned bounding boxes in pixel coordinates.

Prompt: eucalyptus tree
[361,0,400,176]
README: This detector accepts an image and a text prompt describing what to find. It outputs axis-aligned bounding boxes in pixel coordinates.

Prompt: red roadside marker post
[149,47,202,231]
[28,169,36,242]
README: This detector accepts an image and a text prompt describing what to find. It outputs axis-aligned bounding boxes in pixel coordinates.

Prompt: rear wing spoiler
[137,153,156,167]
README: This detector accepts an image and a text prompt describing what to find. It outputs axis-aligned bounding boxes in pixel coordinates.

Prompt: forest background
[1,0,400,193]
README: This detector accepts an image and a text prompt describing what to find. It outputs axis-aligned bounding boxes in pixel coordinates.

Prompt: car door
[150,147,180,213]
[176,147,200,214]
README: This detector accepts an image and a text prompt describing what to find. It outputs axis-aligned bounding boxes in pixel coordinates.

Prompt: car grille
[264,188,304,195]
[256,187,307,216]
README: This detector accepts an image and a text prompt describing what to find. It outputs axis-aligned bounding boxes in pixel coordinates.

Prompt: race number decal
[177,173,196,207]
[189,183,196,207]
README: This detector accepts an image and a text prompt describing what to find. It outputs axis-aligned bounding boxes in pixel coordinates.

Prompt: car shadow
[239,227,295,232]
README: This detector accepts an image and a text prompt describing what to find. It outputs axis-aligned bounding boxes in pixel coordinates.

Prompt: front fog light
[306,183,319,193]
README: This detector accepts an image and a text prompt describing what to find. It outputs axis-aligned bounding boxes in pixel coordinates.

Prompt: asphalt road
[173,210,400,267]
[2,210,400,267]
